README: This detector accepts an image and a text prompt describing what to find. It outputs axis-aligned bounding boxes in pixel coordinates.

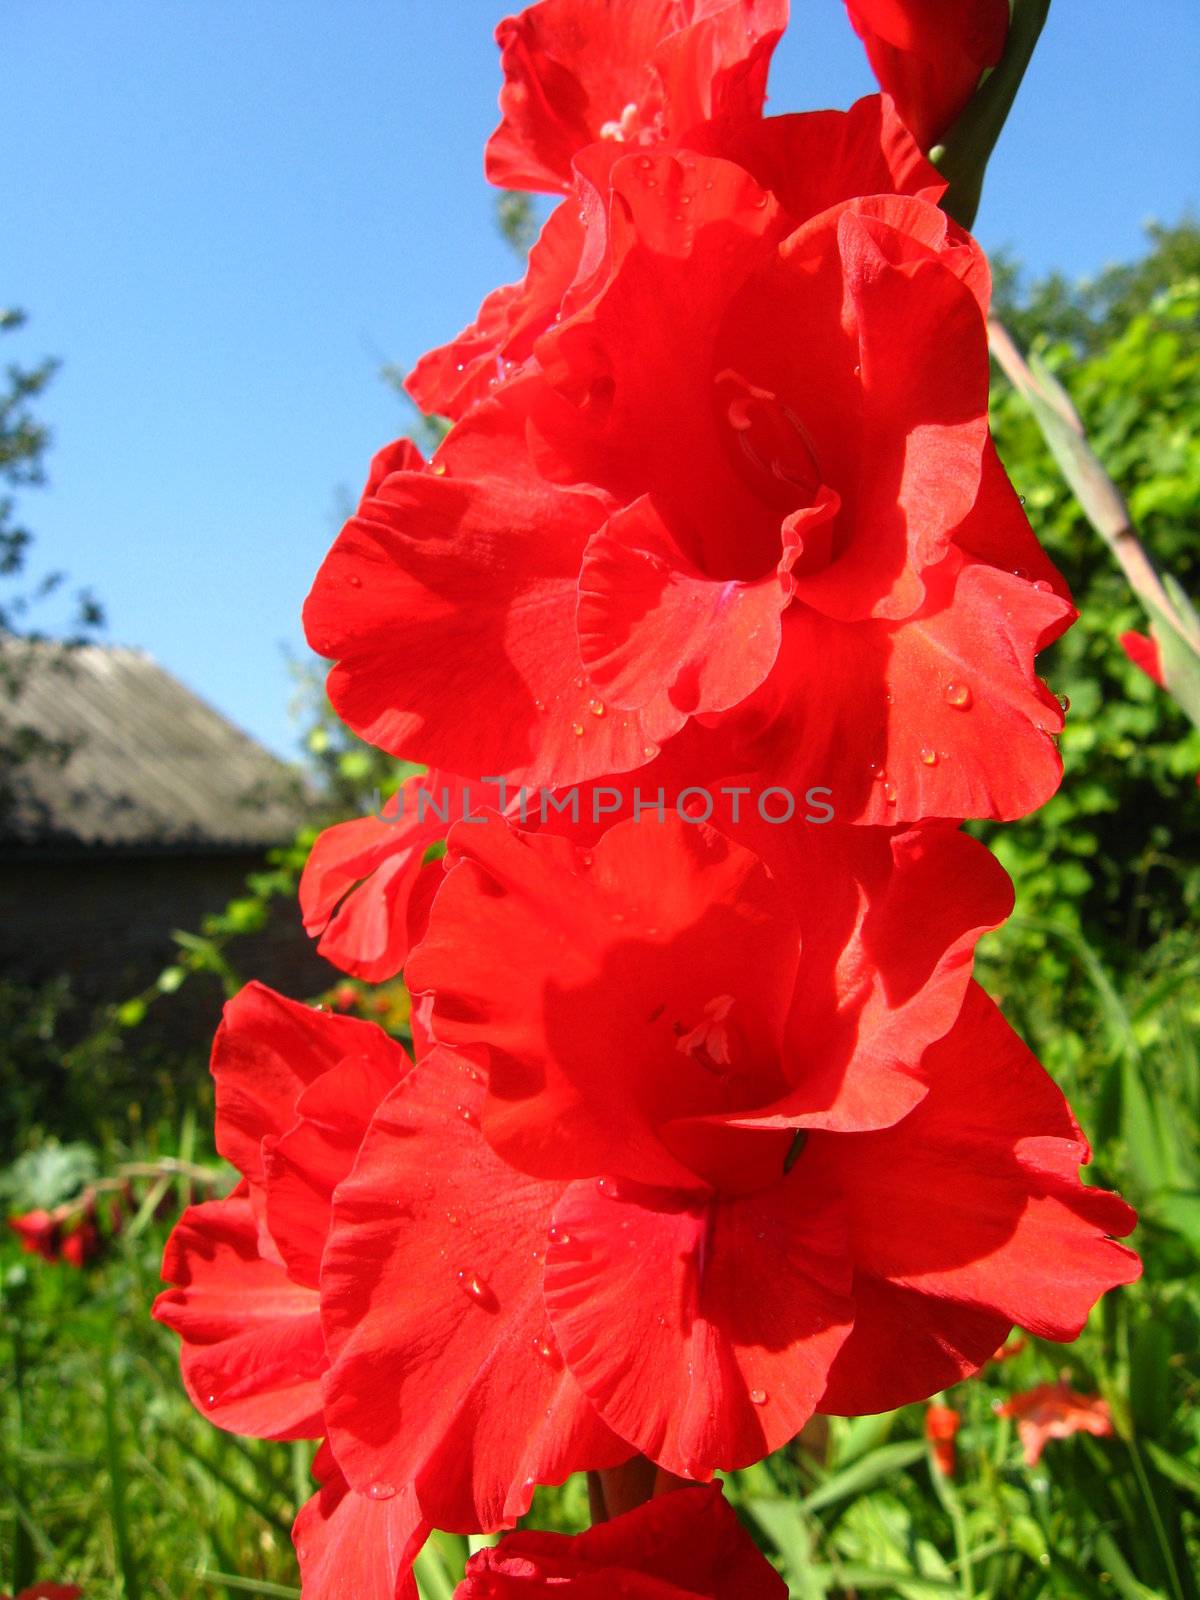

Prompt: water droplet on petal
[883,782,897,804]
[642,742,659,760]
[919,746,939,766]
[571,722,585,737]
[346,573,362,588]
[447,1212,460,1226]
[637,156,653,170]
[457,1103,480,1129]
[749,1388,768,1407]
[456,1270,498,1311]
[944,682,972,710]
[1032,578,1053,593]
[533,697,545,712]
[532,1336,562,1370]
[431,462,447,477]
[1058,693,1071,712]
[589,698,606,717]
[596,1176,620,1198]
[1011,567,1029,580]
[870,764,887,783]
[547,1224,571,1247]
[204,1393,218,1409]
[368,1481,397,1501]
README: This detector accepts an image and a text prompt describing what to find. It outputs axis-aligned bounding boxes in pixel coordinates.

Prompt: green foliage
[976,228,1200,1004]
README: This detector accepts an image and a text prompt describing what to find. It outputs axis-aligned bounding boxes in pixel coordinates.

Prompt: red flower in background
[485,0,789,196]
[320,812,1137,1492]
[0,1586,84,1599]
[1119,629,1165,687]
[311,155,1071,825]
[844,0,1010,149]
[996,1381,1115,1467]
[454,1483,785,1597]
[8,1200,102,1269]
[924,1402,961,1476]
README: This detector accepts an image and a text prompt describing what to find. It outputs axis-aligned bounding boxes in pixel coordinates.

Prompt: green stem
[934,0,1053,230]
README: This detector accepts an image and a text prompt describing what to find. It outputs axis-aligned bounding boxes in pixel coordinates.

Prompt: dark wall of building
[0,851,337,1051]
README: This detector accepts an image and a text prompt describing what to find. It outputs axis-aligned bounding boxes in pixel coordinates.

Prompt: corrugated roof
[0,640,312,852]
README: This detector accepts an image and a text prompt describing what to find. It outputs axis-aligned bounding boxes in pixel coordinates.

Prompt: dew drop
[596,1176,620,1198]
[645,177,657,189]
[368,1481,397,1501]
[533,697,545,712]
[749,1388,768,1407]
[456,1270,498,1311]
[204,1393,218,1409]
[919,746,939,766]
[1018,494,1026,506]
[571,722,585,737]
[1011,567,1029,580]
[588,698,606,717]
[704,178,714,191]
[642,743,659,760]
[944,682,973,710]
[870,764,887,783]
[447,1212,460,1227]
[753,194,769,209]
[637,155,653,170]
[456,1103,480,1129]
[883,781,897,804]
[1032,578,1053,593]
[532,1336,563,1370]
[547,1223,571,1247]
[1058,693,1071,712]
[346,573,362,588]
[431,462,447,477]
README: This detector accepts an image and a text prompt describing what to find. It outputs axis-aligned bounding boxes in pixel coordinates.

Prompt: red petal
[1119,629,1165,687]
[543,1168,853,1478]
[845,0,1009,149]
[578,494,804,718]
[300,772,491,982]
[293,1445,426,1600]
[458,1482,786,1597]
[408,812,801,1191]
[265,1045,409,1284]
[321,1050,627,1532]
[212,982,385,1198]
[153,1192,326,1439]
[484,0,787,195]
[305,412,671,788]
[804,985,1140,1412]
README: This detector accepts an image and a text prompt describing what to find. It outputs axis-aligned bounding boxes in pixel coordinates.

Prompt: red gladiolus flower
[311,157,1071,824]
[410,94,940,422]
[924,1402,961,1476]
[454,1482,785,1597]
[1119,629,1165,687]
[843,0,1010,150]
[996,1381,1115,1466]
[152,982,410,1439]
[321,813,1136,1491]
[485,0,789,196]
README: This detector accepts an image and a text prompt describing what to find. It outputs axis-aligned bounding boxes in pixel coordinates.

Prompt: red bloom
[844,0,1010,149]
[8,1200,101,1268]
[0,1587,84,1600]
[312,159,1070,823]
[152,982,410,1439]
[1119,628,1165,687]
[409,94,939,421]
[454,1483,785,1597]
[924,1402,961,1476]
[8,1209,60,1261]
[323,812,1137,1488]
[996,1381,1115,1466]
[1,1587,84,1600]
[485,0,789,196]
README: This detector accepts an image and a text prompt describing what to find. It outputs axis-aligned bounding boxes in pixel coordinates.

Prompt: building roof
[0,640,312,854]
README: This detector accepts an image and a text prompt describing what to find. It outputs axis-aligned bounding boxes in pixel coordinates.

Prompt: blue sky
[6,0,1198,758]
